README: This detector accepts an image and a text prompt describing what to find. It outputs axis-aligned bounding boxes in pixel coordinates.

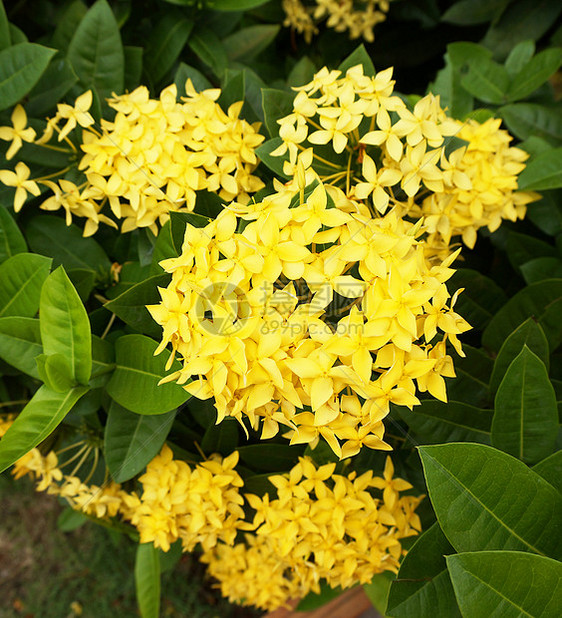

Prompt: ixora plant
[0,0,562,615]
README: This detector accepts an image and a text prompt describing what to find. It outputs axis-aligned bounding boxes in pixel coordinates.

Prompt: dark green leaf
[0,316,41,378]
[0,253,51,318]
[223,25,279,63]
[500,103,562,145]
[0,384,88,474]
[174,62,212,95]
[106,334,189,415]
[124,46,143,91]
[337,44,375,77]
[211,0,270,8]
[261,88,294,139]
[490,318,549,393]
[238,444,299,472]
[447,344,493,407]
[533,450,562,494]
[51,1,87,52]
[218,68,245,112]
[67,268,96,302]
[507,47,562,101]
[188,28,227,79]
[396,401,492,445]
[430,56,473,119]
[255,137,290,178]
[505,40,535,76]
[135,543,160,618]
[57,508,88,531]
[0,0,10,51]
[506,231,557,271]
[461,60,509,104]
[441,0,509,25]
[144,15,193,84]
[91,334,114,384]
[525,190,562,236]
[201,419,238,456]
[518,148,562,191]
[288,56,316,88]
[492,346,558,463]
[104,400,176,482]
[25,55,78,116]
[40,266,92,386]
[104,274,170,338]
[418,442,562,559]
[0,43,56,112]
[447,551,562,618]
[521,257,562,284]
[67,0,124,101]
[150,222,177,275]
[482,279,562,351]
[169,211,210,255]
[447,41,493,68]
[363,573,394,616]
[387,523,461,618]
[0,208,26,264]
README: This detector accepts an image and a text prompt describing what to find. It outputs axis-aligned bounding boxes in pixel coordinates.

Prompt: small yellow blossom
[0,105,36,159]
[0,162,40,212]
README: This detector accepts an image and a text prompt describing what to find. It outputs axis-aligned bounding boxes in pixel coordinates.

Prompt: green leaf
[461,60,510,104]
[418,443,562,559]
[135,543,160,618]
[447,344,493,407]
[91,334,115,384]
[223,25,279,63]
[9,24,26,45]
[518,148,562,191]
[51,1,87,52]
[104,400,176,483]
[447,41,493,68]
[429,55,473,119]
[57,508,88,532]
[363,573,394,616]
[211,0,270,8]
[0,317,41,378]
[525,190,562,236]
[386,523,461,618]
[337,44,375,77]
[441,0,509,25]
[104,274,170,338]
[0,208,26,264]
[0,0,11,51]
[169,211,210,255]
[238,444,299,472]
[482,0,562,61]
[507,47,562,101]
[506,231,558,272]
[144,15,193,84]
[67,0,124,101]
[482,279,562,351]
[492,346,558,463]
[150,222,177,275]
[123,45,143,91]
[396,401,492,445]
[255,137,290,178]
[174,62,212,95]
[25,55,78,116]
[0,43,56,112]
[40,266,92,386]
[0,384,88,474]
[218,68,245,111]
[490,318,549,393]
[261,88,294,139]
[533,450,562,494]
[201,419,239,456]
[296,583,343,612]
[500,103,562,146]
[449,269,507,330]
[106,334,189,415]
[26,215,111,276]
[0,253,51,318]
[505,40,535,76]
[188,28,227,79]
[36,353,75,393]
[521,257,562,284]
[288,56,316,88]
[447,551,562,618]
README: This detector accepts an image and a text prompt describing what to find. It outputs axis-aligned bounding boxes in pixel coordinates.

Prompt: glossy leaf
[40,267,92,386]
[144,15,193,84]
[533,450,562,494]
[418,443,562,559]
[0,316,41,379]
[0,208,26,264]
[396,401,492,445]
[288,56,316,88]
[106,334,189,415]
[135,543,160,618]
[223,25,279,62]
[124,45,143,91]
[188,28,227,79]
[0,43,56,112]
[255,137,290,178]
[386,523,461,618]
[51,1,87,52]
[505,40,535,76]
[67,0,124,101]
[430,54,473,119]
[0,0,10,50]
[447,551,562,618]
[337,44,375,77]
[521,257,562,284]
[507,47,562,101]
[461,60,509,104]
[524,190,562,236]
[482,279,562,351]
[447,344,493,407]
[501,103,562,146]
[489,318,549,393]
[262,88,294,139]
[492,347,558,464]
[25,55,78,116]
[518,148,562,191]
[174,62,212,94]
[218,68,245,111]
[201,419,239,456]
[0,384,89,474]
[506,231,557,271]
[104,401,176,483]
[0,253,51,318]
[36,353,75,393]
[441,0,508,25]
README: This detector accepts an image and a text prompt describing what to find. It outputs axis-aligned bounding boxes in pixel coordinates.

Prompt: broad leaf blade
[0,316,42,379]
[0,208,26,264]
[135,543,160,618]
[0,253,51,318]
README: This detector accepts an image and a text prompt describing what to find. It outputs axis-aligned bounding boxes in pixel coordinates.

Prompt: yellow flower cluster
[123,444,244,552]
[283,0,392,43]
[203,456,422,611]
[149,174,469,458]
[0,83,264,236]
[273,64,537,255]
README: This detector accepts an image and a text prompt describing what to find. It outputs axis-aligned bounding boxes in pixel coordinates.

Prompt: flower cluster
[203,456,422,611]
[272,64,537,255]
[0,83,264,235]
[148,174,469,458]
[283,0,392,43]
[122,445,245,552]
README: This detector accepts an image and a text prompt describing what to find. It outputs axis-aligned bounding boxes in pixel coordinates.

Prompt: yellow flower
[0,162,40,212]
[0,105,36,159]
[56,90,95,141]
